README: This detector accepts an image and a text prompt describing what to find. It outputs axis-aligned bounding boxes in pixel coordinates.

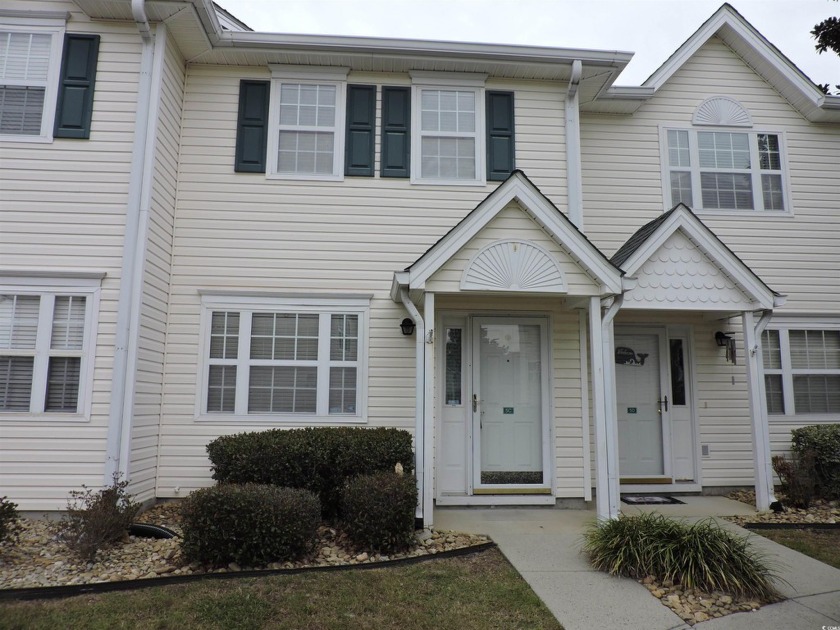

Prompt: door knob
[472,394,478,412]
[657,395,669,413]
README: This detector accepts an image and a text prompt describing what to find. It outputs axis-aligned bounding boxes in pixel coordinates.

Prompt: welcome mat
[621,495,685,505]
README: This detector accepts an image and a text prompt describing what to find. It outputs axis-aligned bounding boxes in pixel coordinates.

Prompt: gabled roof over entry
[612,204,784,311]
[391,171,625,300]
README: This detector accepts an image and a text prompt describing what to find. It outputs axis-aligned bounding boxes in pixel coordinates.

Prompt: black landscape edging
[0,541,497,602]
[744,522,840,531]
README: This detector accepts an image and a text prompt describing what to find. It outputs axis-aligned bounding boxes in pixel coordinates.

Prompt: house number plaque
[503,407,514,414]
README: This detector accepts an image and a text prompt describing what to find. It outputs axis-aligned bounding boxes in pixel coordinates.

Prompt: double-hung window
[201,296,368,420]
[0,23,63,141]
[266,66,348,180]
[411,72,486,185]
[0,282,98,418]
[663,128,789,213]
[762,326,840,415]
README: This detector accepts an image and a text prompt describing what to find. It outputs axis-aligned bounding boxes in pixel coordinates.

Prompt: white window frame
[266,65,349,181]
[410,71,487,186]
[0,276,101,422]
[0,17,66,144]
[659,124,793,216]
[197,293,370,423]
[764,319,840,419]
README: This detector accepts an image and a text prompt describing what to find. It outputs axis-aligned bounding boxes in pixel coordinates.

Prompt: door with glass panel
[472,317,549,491]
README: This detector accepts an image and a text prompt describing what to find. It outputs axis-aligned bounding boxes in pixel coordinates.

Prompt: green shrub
[181,483,320,567]
[207,427,414,518]
[583,513,783,601]
[772,452,816,508]
[0,497,21,546]
[60,475,140,562]
[791,424,840,499]
[341,471,418,553]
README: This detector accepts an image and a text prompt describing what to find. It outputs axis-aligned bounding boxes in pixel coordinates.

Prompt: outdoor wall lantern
[400,318,416,336]
[715,331,737,365]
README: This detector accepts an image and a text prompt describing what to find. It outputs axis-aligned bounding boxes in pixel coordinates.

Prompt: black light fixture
[715,331,737,365]
[715,331,733,347]
[400,318,416,336]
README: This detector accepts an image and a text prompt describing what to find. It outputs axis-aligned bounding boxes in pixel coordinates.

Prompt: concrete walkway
[434,497,840,630]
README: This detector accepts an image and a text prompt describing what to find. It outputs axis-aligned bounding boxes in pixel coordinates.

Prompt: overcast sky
[216,0,839,88]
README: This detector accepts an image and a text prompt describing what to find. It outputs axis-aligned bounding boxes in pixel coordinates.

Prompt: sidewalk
[434,498,840,630]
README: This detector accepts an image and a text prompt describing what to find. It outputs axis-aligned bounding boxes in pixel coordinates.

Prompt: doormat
[621,495,685,505]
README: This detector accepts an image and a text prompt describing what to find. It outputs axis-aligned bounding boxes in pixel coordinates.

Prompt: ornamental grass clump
[583,513,783,602]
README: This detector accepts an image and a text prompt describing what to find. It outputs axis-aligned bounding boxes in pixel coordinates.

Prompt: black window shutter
[53,34,100,139]
[235,80,270,173]
[345,85,376,176]
[486,91,515,181]
[380,86,410,178]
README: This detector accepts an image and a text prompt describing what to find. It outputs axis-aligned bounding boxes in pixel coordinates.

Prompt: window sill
[0,134,53,144]
[265,172,345,182]
[196,413,367,424]
[769,413,839,422]
[0,412,89,423]
[689,209,793,218]
[410,177,488,187]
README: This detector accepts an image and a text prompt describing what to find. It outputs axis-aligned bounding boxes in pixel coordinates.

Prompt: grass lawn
[753,528,840,570]
[0,548,561,630]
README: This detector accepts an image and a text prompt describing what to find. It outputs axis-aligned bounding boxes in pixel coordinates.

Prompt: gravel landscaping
[723,489,840,526]
[0,501,489,591]
[640,575,768,625]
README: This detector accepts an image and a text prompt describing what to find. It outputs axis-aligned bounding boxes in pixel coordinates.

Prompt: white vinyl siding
[0,289,94,417]
[0,24,63,141]
[664,128,787,212]
[199,296,367,421]
[764,327,840,415]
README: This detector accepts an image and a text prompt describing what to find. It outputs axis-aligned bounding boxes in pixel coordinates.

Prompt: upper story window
[266,67,348,180]
[661,97,789,214]
[763,326,840,416]
[0,278,100,419]
[0,24,62,141]
[199,295,369,421]
[664,128,788,213]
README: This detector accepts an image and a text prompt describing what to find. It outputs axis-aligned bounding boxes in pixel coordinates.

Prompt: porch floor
[433,498,840,629]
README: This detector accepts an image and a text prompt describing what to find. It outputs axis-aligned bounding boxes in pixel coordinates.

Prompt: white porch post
[422,293,436,525]
[742,310,774,512]
[589,295,623,520]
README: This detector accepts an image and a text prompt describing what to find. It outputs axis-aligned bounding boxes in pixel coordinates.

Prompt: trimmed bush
[0,497,21,547]
[791,424,840,499]
[181,483,320,566]
[772,452,816,508]
[341,471,418,553]
[207,427,414,518]
[583,513,783,601]
[60,475,140,562]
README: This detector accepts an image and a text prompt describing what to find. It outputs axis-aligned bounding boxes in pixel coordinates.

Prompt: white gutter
[399,287,426,524]
[565,59,583,230]
[104,0,158,484]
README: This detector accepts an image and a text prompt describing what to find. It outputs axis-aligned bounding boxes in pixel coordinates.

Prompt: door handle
[472,394,478,412]
[658,395,669,413]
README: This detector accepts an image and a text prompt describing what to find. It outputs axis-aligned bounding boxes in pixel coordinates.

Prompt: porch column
[423,292,436,525]
[589,296,621,519]
[602,316,621,517]
[742,310,774,512]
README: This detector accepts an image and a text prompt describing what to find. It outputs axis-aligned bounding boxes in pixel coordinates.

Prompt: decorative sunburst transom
[461,239,566,293]
[692,96,752,127]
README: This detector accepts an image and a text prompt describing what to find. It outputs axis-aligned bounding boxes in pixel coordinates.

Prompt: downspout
[565,59,583,229]
[104,0,156,483]
[399,288,425,523]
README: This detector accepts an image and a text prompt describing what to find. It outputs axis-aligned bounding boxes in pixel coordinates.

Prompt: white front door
[472,317,549,489]
[615,330,672,479]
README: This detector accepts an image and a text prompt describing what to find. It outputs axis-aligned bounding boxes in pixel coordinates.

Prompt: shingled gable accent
[612,204,783,310]
[398,170,624,296]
